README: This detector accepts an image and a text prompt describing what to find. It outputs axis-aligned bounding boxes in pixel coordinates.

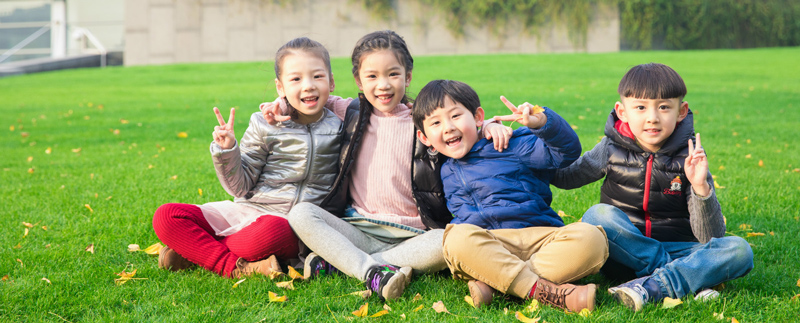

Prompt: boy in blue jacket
[413,80,608,313]
[552,63,753,311]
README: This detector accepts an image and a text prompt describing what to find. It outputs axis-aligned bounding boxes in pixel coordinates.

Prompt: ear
[405,71,413,88]
[614,101,628,122]
[275,78,285,98]
[416,129,432,147]
[329,74,336,93]
[677,101,689,122]
[474,107,485,127]
[354,75,363,91]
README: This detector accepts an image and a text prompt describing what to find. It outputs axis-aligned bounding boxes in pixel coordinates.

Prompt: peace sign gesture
[212,107,236,149]
[492,96,547,129]
[685,133,711,197]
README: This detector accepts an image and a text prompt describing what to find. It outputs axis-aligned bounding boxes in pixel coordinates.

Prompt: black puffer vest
[600,109,705,242]
[319,95,452,229]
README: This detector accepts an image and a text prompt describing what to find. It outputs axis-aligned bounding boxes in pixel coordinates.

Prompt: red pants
[152,203,299,277]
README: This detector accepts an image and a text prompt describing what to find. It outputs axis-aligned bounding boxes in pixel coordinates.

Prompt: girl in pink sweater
[262,30,511,301]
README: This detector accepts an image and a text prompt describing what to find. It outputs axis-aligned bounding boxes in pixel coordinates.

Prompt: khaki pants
[442,222,608,298]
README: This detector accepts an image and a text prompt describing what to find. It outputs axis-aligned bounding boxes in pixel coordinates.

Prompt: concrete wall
[124,0,619,66]
[66,0,125,54]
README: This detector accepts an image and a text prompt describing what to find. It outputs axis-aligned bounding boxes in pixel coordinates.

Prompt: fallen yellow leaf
[432,301,449,313]
[170,175,177,180]
[143,242,164,255]
[23,228,29,238]
[662,297,683,309]
[791,294,800,301]
[13,243,21,249]
[287,266,303,280]
[22,222,34,228]
[557,210,571,218]
[347,290,372,299]
[718,165,725,170]
[9,125,14,131]
[744,154,751,159]
[16,259,23,267]
[383,304,391,311]
[464,295,475,308]
[515,311,540,323]
[268,291,286,303]
[731,318,740,323]
[128,244,141,252]
[45,147,52,154]
[413,293,423,301]
[713,312,725,320]
[268,271,284,280]
[746,232,765,237]
[115,268,146,286]
[739,223,752,231]
[84,204,93,213]
[796,278,799,288]
[41,225,48,230]
[86,244,95,254]
[232,278,246,288]
[120,119,129,124]
[177,132,188,138]
[369,309,389,318]
[352,303,368,317]
[41,277,51,284]
[27,156,33,162]
[2,275,8,281]
[113,129,120,135]
[524,299,540,313]
[579,308,592,317]
[198,188,203,196]
[758,160,764,167]
[276,280,295,290]
[28,168,34,174]
[412,305,424,312]
[72,147,82,153]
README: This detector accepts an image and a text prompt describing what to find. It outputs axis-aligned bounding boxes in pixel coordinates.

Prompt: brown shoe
[531,279,596,313]
[231,255,283,278]
[468,280,496,308]
[158,246,195,271]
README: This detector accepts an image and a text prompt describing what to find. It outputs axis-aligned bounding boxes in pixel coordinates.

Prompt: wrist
[693,182,711,198]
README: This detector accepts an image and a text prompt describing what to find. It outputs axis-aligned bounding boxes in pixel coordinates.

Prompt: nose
[302,77,316,91]
[377,77,391,90]
[443,119,456,133]
[645,107,659,123]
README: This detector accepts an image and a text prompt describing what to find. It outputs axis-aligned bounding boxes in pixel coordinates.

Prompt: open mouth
[445,137,462,147]
[300,96,319,106]
[376,94,394,104]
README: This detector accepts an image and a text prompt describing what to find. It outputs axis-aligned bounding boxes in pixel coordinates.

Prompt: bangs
[618,63,687,100]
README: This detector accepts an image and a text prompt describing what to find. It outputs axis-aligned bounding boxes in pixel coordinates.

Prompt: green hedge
[355,0,800,50]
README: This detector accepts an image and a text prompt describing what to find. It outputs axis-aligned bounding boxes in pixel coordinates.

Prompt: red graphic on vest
[663,176,683,196]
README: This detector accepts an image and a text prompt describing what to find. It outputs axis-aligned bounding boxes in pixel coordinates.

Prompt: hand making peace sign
[492,96,547,129]
[212,107,236,150]
[685,133,711,197]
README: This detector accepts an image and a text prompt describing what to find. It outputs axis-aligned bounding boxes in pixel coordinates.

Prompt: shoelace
[537,284,571,308]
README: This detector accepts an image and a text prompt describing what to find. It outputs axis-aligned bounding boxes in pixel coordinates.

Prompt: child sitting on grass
[552,63,754,311]
[412,79,609,313]
[151,37,343,278]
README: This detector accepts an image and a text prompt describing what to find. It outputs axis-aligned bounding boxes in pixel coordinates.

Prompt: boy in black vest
[552,63,753,311]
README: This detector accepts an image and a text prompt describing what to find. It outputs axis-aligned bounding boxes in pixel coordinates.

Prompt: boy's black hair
[413,79,481,135]
[618,63,687,100]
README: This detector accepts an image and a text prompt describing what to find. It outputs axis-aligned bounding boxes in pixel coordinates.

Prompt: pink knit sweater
[328,96,424,229]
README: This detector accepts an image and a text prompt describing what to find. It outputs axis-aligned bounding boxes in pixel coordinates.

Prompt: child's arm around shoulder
[494,97,581,169]
[210,110,271,198]
[259,96,353,124]
[551,137,609,189]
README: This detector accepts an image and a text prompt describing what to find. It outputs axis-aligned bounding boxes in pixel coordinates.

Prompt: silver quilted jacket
[210,110,342,215]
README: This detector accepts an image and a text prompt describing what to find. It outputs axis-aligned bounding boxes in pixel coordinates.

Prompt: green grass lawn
[2,47,799,322]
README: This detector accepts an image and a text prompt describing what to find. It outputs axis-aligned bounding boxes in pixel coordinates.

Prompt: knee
[716,236,754,273]
[152,203,182,233]
[442,224,483,259]
[581,203,626,228]
[287,202,318,228]
[570,222,610,269]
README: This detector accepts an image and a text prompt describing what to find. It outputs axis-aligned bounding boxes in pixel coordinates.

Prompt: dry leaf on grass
[432,301,449,313]
[16,259,23,267]
[464,295,475,308]
[515,311,541,323]
[2,275,8,281]
[369,309,389,317]
[143,243,163,255]
[115,268,146,286]
[128,244,141,252]
[22,222,34,228]
[662,297,683,309]
[352,303,368,317]
[23,228,28,238]
[268,271,284,280]
[578,308,592,317]
[41,277,51,284]
[412,305,424,312]
[746,232,765,237]
[268,291,286,303]
[413,293,422,301]
[85,244,95,254]
[524,299,540,313]
[275,280,295,290]
[232,278,246,289]
[84,204,93,213]
[177,132,188,138]
[287,266,303,280]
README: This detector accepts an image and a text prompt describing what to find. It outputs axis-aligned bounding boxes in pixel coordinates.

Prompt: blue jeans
[582,204,753,298]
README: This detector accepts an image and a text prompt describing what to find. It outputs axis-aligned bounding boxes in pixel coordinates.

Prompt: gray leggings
[288,202,447,281]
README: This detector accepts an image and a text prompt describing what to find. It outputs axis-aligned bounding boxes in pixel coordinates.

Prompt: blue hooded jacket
[441,108,581,230]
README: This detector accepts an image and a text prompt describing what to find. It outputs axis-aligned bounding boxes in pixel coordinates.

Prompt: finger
[214,107,226,126]
[500,96,519,114]
[695,133,702,150]
[493,115,522,122]
[275,114,291,122]
[406,102,414,109]
[687,137,695,156]
[521,105,531,124]
[227,108,235,126]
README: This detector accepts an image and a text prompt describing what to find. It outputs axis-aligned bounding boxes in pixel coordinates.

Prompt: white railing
[0,23,51,63]
[72,26,107,67]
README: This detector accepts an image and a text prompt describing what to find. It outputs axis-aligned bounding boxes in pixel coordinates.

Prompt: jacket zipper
[455,161,489,227]
[292,124,314,208]
[643,154,653,237]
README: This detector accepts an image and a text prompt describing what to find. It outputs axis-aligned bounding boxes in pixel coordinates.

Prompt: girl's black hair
[274,37,331,78]
[618,63,687,100]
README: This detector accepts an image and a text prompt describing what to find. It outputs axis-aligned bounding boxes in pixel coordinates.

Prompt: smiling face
[416,95,485,159]
[355,49,411,113]
[615,96,688,152]
[275,52,335,124]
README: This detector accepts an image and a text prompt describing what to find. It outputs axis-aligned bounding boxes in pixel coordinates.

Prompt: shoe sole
[584,283,597,312]
[381,267,412,301]
[303,253,318,280]
[612,287,644,312]
[468,280,494,308]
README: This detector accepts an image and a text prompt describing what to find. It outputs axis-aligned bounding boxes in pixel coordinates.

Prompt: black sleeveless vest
[600,110,700,242]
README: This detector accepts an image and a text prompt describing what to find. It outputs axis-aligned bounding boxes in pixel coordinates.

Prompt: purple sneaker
[303,252,341,279]
[364,265,412,301]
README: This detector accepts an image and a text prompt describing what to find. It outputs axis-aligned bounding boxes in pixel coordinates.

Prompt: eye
[290,77,300,82]
[389,72,401,77]
[659,105,670,110]
[635,105,646,111]
[452,113,461,119]
[429,120,440,127]
[365,74,377,79]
